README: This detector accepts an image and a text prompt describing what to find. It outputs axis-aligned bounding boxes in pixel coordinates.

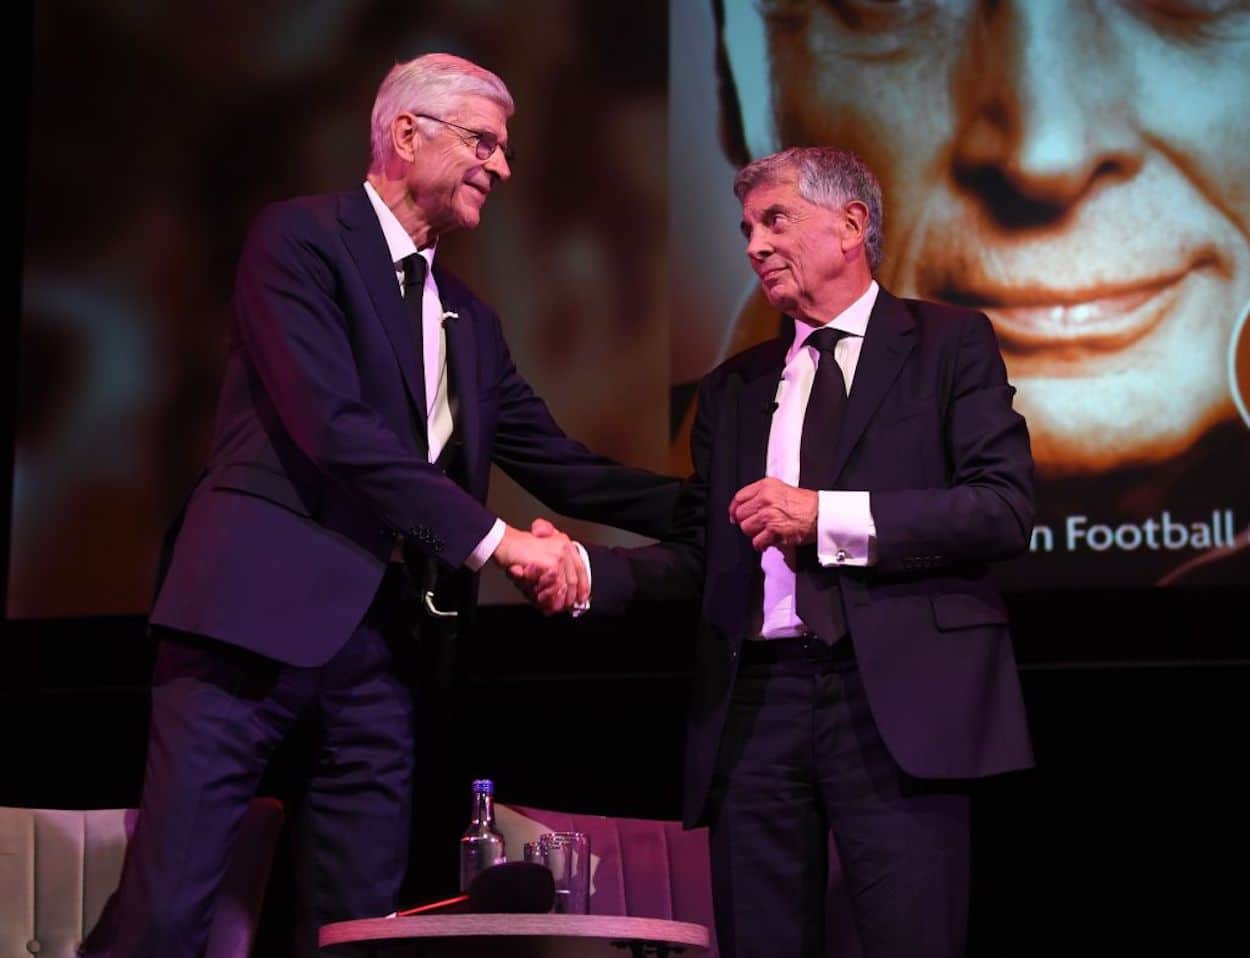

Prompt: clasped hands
[497,478,817,615]
[493,518,588,616]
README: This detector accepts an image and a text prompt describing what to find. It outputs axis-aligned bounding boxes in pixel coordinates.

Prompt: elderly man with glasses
[80,52,678,958]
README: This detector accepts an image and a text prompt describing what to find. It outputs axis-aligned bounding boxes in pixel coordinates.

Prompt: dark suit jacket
[589,289,1036,828]
[151,186,677,667]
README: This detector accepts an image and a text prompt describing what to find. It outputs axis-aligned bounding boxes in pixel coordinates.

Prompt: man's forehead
[741,177,804,216]
[447,94,509,132]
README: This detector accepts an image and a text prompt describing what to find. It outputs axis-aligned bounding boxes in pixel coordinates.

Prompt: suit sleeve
[233,205,495,567]
[483,315,681,540]
[584,373,714,615]
[870,312,1035,573]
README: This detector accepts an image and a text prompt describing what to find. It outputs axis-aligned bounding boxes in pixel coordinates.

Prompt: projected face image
[723,0,1250,479]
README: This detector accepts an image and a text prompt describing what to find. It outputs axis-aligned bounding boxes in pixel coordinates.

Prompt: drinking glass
[535,831,590,914]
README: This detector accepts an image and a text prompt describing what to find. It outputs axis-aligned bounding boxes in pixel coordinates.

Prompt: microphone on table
[391,861,556,917]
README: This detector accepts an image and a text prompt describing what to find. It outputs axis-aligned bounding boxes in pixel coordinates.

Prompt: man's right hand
[492,520,589,614]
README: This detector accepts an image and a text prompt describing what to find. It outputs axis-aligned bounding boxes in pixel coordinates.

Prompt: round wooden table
[319,913,711,957]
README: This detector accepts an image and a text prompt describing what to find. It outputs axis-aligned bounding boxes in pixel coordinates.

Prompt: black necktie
[401,254,429,458]
[401,254,444,616]
[795,326,849,643]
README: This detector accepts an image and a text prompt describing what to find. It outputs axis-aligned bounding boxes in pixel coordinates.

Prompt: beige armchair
[0,797,283,958]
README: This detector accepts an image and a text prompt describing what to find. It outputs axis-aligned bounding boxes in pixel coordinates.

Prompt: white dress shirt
[759,281,880,638]
[364,182,504,569]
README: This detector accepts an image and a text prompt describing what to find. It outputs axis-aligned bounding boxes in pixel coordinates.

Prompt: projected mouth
[936,268,1199,353]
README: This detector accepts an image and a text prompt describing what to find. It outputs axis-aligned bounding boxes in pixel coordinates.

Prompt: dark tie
[401,254,429,458]
[400,254,470,624]
[796,326,849,643]
[400,254,447,619]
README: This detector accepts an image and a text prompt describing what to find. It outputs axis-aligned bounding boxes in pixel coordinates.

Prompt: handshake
[491,517,588,616]
[488,477,820,616]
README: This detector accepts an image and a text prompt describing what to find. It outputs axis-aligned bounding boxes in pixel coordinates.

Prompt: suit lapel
[436,271,484,491]
[830,288,915,482]
[735,335,789,490]
[337,188,426,417]
[716,334,787,635]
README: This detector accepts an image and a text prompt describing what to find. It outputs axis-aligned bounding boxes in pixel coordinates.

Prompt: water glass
[534,831,590,914]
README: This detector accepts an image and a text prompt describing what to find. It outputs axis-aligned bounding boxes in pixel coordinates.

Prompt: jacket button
[27,941,41,954]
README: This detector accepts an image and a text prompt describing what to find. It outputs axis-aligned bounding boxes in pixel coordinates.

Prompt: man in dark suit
[81,53,677,958]
[533,147,1035,957]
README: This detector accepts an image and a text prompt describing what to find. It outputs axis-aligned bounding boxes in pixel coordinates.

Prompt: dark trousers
[82,570,418,958]
[708,640,972,958]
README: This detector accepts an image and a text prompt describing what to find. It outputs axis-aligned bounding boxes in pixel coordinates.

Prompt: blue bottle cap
[471,778,494,795]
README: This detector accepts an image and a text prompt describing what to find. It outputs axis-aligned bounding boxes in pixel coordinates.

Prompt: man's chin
[454,192,488,230]
[1022,399,1232,479]
[1031,435,1174,480]
[761,288,795,314]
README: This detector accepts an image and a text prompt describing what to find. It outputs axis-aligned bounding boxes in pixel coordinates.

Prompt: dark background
[4,608,1247,954]
[5,2,1247,955]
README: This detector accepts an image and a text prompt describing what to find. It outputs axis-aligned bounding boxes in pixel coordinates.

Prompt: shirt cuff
[571,541,591,617]
[465,518,506,571]
[817,490,876,567]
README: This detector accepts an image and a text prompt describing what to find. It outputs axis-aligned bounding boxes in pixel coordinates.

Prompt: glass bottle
[458,778,506,891]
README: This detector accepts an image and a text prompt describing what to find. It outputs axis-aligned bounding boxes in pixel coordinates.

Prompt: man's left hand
[729,478,818,551]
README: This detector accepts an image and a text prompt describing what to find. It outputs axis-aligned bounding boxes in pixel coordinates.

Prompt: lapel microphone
[765,373,786,412]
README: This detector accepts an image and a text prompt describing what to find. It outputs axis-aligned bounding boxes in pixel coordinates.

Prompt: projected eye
[759,0,943,31]
[826,0,940,32]
[1134,0,1246,14]
[759,0,969,61]
[1125,0,1250,36]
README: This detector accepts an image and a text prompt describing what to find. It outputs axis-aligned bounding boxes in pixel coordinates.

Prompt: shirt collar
[789,280,879,361]
[363,180,437,274]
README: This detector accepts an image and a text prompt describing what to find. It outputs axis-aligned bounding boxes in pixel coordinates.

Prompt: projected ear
[1232,299,1250,431]
[716,0,780,163]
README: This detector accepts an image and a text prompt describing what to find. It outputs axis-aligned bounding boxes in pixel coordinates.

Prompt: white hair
[369,53,514,171]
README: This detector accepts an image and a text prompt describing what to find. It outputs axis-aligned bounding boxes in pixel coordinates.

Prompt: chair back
[496,803,862,958]
[497,804,714,925]
[0,797,283,958]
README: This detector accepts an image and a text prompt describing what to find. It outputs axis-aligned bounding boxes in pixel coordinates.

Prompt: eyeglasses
[412,113,515,166]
